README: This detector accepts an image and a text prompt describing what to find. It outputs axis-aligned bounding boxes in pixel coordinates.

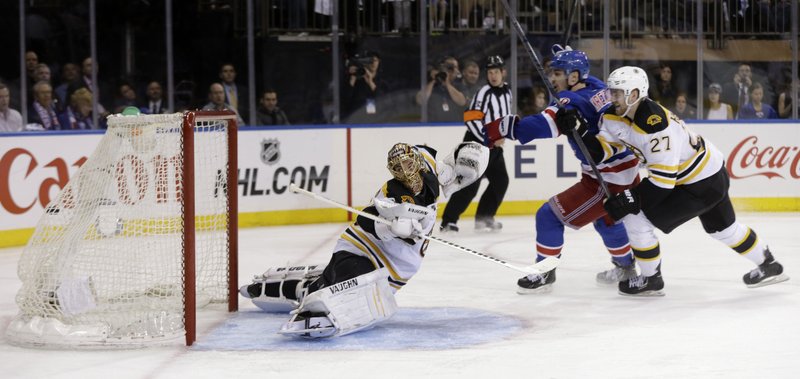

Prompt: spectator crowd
[2,0,799,132]
[0,51,291,132]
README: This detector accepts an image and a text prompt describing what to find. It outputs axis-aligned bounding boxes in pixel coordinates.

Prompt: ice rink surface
[1,213,798,379]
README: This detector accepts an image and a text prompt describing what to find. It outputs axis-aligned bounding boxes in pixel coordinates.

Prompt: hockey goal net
[5,110,238,348]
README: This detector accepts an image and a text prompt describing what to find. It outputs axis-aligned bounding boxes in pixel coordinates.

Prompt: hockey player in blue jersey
[483,45,641,293]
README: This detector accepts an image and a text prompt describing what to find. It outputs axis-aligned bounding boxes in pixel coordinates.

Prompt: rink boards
[1,121,798,247]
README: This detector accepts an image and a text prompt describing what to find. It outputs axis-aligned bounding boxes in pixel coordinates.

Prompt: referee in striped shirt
[440,56,511,233]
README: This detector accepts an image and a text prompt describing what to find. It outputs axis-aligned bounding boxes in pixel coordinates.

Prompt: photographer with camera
[342,51,381,122]
[416,56,467,122]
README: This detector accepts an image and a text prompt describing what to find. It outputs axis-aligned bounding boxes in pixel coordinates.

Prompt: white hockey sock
[708,223,767,265]
[632,243,661,277]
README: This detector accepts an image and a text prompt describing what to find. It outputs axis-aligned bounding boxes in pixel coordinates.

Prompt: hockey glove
[438,142,490,198]
[390,218,423,239]
[603,188,641,221]
[555,108,588,137]
[482,115,519,148]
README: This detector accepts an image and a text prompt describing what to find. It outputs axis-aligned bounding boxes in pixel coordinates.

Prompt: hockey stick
[499,0,612,198]
[289,183,559,275]
[561,0,581,47]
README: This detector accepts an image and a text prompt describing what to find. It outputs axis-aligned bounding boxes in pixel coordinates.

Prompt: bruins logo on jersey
[623,142,647,164]
[401,195,416,204]
[646,114,662,126]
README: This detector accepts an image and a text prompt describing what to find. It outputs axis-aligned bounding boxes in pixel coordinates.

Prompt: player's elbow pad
[581,134,605,163]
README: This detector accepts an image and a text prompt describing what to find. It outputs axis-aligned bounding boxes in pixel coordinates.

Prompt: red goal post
[183,110,239,346]
[5,110,238,348]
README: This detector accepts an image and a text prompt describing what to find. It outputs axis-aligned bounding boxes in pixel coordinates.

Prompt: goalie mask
[387,143,429,193]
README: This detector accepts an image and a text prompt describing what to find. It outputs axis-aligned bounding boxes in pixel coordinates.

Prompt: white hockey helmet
[607,66,649,103]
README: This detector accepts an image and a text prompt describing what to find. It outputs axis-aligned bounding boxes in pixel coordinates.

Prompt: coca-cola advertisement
[0,134,101,227]
[692,123,800,197]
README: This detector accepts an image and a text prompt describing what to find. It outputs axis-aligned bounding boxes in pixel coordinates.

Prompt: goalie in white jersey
[557,66,789,296]
[240,141,489,337]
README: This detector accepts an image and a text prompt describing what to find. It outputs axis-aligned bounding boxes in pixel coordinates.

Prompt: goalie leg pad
[278,268,398,338]
[242,264,326,313]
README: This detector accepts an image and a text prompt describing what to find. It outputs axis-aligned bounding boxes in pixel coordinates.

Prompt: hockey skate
[440,222,459,233]
[475,218,502,233]
[618,270,665,297]
[596,261,638,285]
[517,269,556,294]
[743,249,789,288]
[278,311,336,338]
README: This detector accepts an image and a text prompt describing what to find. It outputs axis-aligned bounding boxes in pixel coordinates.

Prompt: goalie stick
[498,0,611,199]
[289,183,559,275]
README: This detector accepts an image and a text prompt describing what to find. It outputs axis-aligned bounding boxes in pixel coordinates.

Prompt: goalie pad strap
[248,264,326,313]
[257,264,326,282]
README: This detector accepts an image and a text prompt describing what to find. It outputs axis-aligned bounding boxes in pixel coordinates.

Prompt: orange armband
[463,110,485,122]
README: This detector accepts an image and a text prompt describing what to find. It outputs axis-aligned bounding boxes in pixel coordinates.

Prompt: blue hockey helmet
[550,44,589,80]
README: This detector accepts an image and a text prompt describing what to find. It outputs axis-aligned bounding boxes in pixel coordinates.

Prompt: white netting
[6,112,232,348]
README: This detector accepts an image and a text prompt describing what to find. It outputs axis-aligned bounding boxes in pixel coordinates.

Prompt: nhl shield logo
[261,138,280,165]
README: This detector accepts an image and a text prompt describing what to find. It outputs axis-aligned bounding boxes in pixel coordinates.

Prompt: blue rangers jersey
[514,76,639,186]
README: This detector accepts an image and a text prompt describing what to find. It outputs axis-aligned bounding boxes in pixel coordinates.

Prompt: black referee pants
[442,146,509,225]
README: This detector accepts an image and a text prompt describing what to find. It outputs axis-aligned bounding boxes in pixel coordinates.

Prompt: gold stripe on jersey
[596,135,627,161]
[374,289,388,313]
[341,229,381,269]
[351,227,410,283]
[342,227,410,290]
[380,182,389,197]
[648,174,676,187]
[649,163,679,172]
[604,113,649,135]
[630,122,649,135]
[604,113,631,126]
[731,228,759,255]
[647,163,678,187]
[676,146,711,185]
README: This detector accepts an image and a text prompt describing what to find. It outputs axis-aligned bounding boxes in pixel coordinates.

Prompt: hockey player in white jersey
[240,142,489,336]
[556,66,789,296]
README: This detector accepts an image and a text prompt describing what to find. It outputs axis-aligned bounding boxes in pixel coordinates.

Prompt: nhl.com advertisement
[1,123,798,245]
[236,131,343,210]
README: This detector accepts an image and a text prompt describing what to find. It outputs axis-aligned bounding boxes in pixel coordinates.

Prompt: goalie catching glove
[436,142,490,198]
[482,114,519,148]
